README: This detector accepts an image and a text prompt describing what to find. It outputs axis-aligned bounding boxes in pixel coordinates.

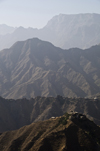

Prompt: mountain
[43,13,100,49]
[0,24,16,35]
[0,96,100,133]
[0,13,100,50]
[0,38,100,99]
[0,26,38,50]
[0,113,100,151]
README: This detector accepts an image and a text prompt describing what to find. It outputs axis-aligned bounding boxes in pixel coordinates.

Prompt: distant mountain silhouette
[0,13,100,50]
[43,13,100,49]
[0,26,38,50]
[0,38,100,99]
[0,112,100,151]
[0,24,16,35]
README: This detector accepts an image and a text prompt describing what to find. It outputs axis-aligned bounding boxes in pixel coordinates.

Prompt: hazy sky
[0,0,100,28]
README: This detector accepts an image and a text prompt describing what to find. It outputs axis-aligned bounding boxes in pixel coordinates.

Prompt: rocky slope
[0,96,100,133]
[0,113,100,151]
[42,13,100,49]
[0,13,100,50]
[0,38,100,99]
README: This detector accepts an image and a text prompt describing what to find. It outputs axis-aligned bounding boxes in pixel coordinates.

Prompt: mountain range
[0,112,100,151]
[0,38,100,99]
[0,13,100,50]
[0,13,100,151]
[0,96,100,133]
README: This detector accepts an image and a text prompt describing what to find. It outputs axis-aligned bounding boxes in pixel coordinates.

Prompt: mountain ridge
[0,112,100,151]
[0,96,100,133]
[0,13,100,50]
[0,24,16,35]
[0,38,100,99]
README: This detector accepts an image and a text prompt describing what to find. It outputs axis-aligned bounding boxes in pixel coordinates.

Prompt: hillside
[0,96,100,133]
[0,38,100,99]
[0,13,100,50]
[0,113,100,151]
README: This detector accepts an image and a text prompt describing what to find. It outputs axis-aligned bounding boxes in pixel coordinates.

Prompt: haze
[0,0,100,28]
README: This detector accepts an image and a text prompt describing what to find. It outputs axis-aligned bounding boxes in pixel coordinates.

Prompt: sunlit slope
[0,38,100,99]
[0,113,100,151]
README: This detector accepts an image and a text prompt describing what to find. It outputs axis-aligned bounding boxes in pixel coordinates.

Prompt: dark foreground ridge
[0,113,100,151]
[0,96,100,133]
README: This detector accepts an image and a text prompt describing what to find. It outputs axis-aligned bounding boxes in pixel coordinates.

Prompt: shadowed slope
[0,114,100,151]
[0,96,100,133]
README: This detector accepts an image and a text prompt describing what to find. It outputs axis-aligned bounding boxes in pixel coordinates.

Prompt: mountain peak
[0,39,100,99]
[0,13,100,50]
[0,112,100,151]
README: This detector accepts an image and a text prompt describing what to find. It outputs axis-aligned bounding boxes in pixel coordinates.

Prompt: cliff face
[0,96,100,133]
[0,38,100,99]
[0,113,100,151]
[43,13,100,49]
